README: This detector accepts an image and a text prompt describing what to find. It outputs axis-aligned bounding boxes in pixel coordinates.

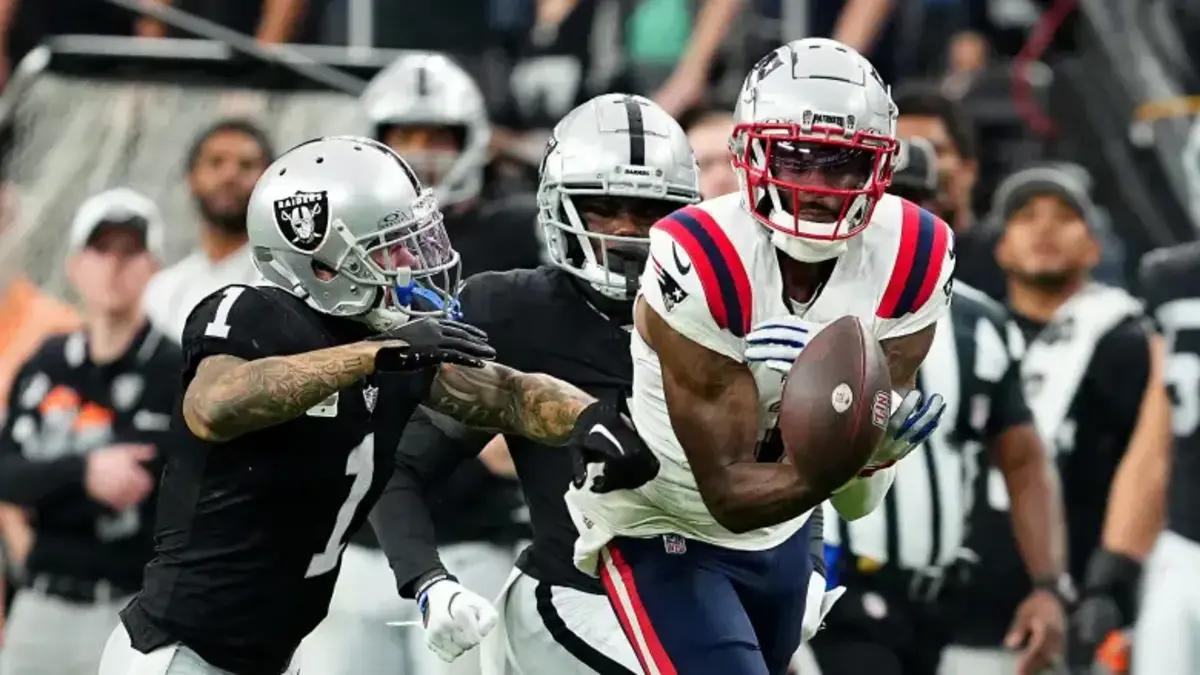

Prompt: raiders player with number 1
[97,136,658,675]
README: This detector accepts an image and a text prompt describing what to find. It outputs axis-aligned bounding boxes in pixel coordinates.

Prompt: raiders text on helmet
[360,52,491,209]
[732,38,898,262]
[247,136,460,327]
[538,93,701,300]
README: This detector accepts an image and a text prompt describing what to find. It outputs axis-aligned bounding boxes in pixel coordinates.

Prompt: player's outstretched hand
[744,316,824,375]
[418,577,498,663]
[85,444,156,511]
[371,318,495,372]
[859,390,944,477]
[569,401,660,493]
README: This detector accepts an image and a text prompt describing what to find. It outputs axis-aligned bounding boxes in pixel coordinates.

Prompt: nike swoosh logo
[671,243,692,275]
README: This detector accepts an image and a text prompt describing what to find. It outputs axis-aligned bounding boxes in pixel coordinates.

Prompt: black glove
[370,318,495,372]
[569,401,659,494]
[1067,549,1141,668]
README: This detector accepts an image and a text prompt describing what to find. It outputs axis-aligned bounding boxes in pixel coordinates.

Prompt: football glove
[744,316,824,374]
[371,318,495,372]
[569,400,660,494]
[859,389,944,477]
[1068,549,1140,669]
[800,570,846,642]
[417,575,498,663]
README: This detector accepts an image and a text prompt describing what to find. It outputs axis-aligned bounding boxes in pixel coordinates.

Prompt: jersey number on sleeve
[306,434,375,578]
[204,287,246,339]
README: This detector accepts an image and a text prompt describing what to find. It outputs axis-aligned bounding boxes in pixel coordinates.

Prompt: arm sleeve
[371,407,481,598]
[0,362,86,507]
[641,227,745,362]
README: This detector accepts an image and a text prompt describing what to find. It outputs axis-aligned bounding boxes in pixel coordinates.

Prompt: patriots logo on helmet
[274,190,330,253]
[653,256,688,312]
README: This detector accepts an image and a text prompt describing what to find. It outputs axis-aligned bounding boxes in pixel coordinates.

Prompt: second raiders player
[97,136,658,675]
[1134,241,1200,675]
[375,93,698,674]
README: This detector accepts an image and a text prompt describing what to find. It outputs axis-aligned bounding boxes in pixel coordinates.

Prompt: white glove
[418,577,499,663]
[860,389,945,477]
[800,570,846,642]
[744,316,825,374]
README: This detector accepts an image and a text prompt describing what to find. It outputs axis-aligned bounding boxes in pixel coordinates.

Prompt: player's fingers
[442,337,496,360]
[1004,614,1029,650]
[476,603,498,635]
[440,353,486,369]
[439,319,488,340]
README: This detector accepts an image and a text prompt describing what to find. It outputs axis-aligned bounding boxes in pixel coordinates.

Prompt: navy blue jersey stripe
[895,208,937,316]
[667,210,748,338]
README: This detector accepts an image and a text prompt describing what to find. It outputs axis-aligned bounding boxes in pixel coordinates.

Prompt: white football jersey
[566,192,954,573]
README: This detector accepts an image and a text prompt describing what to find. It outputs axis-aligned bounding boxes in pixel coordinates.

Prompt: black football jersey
[121,285,427,675]
[383,267,631,595]
[1141,241,1200,544]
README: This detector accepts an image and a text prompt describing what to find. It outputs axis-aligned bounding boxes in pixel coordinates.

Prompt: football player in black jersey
[1131,241,1199,675]
[365,94,699,675]
[97,136,658,675]
[361,51,543,277]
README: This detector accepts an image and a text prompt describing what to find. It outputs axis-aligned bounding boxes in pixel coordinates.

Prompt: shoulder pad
[181,285,299,368]
[877,199,953,319]
[651,205,753,338]
[459,268,556,326]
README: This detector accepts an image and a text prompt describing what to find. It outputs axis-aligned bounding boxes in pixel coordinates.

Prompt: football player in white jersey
[564,38,954,675]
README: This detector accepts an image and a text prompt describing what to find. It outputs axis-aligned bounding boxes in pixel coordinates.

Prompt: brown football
[778,315,893,493]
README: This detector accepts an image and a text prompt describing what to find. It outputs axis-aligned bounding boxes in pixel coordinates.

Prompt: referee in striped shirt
[809,137,1069,675]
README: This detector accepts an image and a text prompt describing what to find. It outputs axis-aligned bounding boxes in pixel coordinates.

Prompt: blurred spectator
[893,84,1009,300]
[0,188,179,675]
[137,0,328,45]
[943,166,1172,674]
[142,119,272,344]
[686,109,738,199]
[653,0,898,117]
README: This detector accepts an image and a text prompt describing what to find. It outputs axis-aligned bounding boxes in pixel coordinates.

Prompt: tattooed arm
[182,342,382,442]
[423,362,594,446]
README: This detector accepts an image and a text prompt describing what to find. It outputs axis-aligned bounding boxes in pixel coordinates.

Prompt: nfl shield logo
[663,534,687,555]
[273,190,330,252]
[362,385,379,413]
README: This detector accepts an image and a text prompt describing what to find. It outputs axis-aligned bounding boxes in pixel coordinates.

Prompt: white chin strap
[771,230,848,262]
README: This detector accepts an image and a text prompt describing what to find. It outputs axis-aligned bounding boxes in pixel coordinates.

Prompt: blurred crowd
[0,1,1194,675]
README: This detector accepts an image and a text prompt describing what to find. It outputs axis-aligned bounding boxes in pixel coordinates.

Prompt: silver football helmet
[247,136,460,328]
[360,52,491,209]
[732,38,898,262]
[539,93,700,300]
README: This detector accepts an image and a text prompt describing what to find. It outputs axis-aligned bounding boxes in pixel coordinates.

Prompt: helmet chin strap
[770,230,847,262]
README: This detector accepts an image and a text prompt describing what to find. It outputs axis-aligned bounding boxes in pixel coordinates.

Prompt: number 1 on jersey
[205,287,245,339]
[306,434,375,578]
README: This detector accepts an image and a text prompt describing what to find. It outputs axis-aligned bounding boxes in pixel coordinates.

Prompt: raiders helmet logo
[274,190,330,252]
